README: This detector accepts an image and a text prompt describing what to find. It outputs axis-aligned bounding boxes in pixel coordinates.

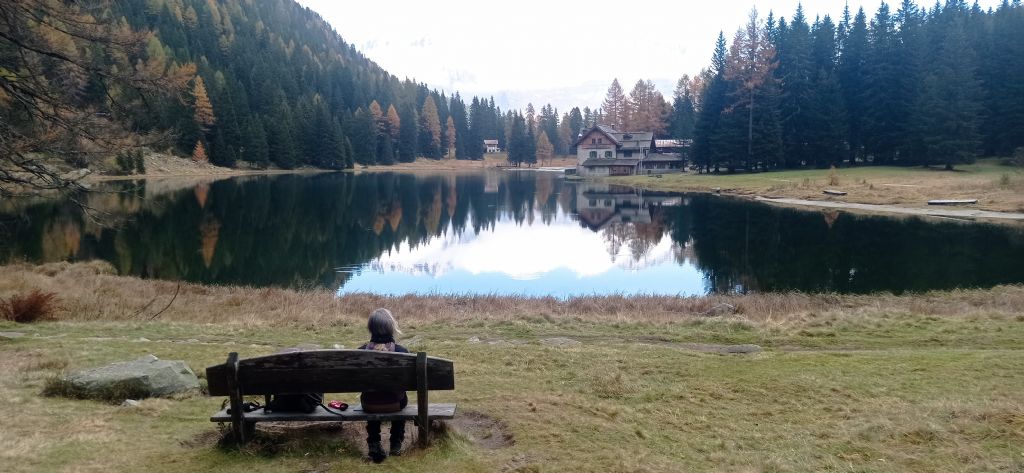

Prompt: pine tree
[420,96,442,159]
[670,75,697,139]
[465,97,485,160]
[724,8,782,171]
[839,7,869,164]
[449,94,469,159]
[916,10,982,170]
[398,104,418,163]
[241,118,269,169]
[601,79,627,129]
[777,5,815,168]
[807,15,848,167]
[693,32,730,173]
[863,2,902,164]
[350,107,378,165]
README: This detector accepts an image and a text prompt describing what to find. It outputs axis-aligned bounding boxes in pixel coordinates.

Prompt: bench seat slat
[210,403,457,423]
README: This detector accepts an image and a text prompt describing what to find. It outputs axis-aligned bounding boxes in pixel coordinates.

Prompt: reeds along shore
[3,261,1023,328]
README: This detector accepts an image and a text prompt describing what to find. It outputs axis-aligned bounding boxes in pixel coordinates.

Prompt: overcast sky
[296,0,1000,111]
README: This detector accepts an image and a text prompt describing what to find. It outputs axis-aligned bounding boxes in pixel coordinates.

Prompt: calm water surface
[2,171,1023,297]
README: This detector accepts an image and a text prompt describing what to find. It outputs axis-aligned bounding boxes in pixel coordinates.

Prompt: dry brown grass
[2,261,1022,330]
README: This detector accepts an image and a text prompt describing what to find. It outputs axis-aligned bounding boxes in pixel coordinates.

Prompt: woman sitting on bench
[359,308,409,463]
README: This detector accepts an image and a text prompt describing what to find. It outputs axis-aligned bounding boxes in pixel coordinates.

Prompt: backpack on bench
[266,393,323,414]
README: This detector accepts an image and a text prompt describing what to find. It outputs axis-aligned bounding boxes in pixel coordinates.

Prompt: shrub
[1,289,59,323]
[133,150,146,174]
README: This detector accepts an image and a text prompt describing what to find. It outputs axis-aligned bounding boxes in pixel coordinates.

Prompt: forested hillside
[112,0,519,169]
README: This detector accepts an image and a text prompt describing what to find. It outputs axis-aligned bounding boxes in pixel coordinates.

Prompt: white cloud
[368,216,678,280]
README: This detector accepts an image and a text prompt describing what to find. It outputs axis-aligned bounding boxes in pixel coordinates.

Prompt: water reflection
[1,172,1022,296]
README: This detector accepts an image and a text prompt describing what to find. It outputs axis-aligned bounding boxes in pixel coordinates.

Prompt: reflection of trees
[6,173,1024,294]
[663,195,1024,294]
[0,171,580,289]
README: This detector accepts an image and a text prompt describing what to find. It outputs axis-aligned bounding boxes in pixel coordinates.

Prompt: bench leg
[416,352,429,448]
[243,421,256,442]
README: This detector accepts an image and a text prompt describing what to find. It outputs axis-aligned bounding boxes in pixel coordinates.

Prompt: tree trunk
[747,90,754,171]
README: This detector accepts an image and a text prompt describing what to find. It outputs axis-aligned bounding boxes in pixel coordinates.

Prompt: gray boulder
[59,355,199,400]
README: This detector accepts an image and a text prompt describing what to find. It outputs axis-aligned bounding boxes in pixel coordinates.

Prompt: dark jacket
[358,336,409,412]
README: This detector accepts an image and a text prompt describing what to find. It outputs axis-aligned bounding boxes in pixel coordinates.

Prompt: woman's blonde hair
[367,308,401,338]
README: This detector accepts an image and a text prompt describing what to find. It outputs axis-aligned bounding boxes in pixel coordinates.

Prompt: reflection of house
[574,125,686,177]
[573,182,681,231]
[483,139,500,153]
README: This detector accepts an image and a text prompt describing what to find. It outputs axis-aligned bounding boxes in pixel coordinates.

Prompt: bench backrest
[206,350,454,396]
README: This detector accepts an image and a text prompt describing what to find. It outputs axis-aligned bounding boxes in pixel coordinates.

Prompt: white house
[573,125,685,177]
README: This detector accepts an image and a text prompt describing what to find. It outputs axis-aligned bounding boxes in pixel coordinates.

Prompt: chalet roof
[610,131,654,145]
[574,125,621,147]
[483,139,499,145]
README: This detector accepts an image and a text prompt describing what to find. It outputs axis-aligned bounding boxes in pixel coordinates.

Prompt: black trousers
[366,420,406,446]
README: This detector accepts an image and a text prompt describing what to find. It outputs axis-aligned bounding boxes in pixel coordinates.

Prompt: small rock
[467,336,481,344]
[331,343,345,349]
[721,344,762,354]
[186,339,200,343]
[541,337,582,347]
[121,399,141,408]
[135,337,150,342]
[702,303,737,317]
[0,332,26,339]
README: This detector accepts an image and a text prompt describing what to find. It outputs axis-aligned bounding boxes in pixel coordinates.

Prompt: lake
[2,171,1023,297]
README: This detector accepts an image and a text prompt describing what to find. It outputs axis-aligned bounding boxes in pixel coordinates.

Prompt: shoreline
[754,196,1024,221]
[3,261,1023,326]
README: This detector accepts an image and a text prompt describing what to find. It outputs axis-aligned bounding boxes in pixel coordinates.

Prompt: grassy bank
[1,262,1023,472]
[614,159,1024,213]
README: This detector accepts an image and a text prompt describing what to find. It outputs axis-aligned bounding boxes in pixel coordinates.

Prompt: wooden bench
[206,350,455,446]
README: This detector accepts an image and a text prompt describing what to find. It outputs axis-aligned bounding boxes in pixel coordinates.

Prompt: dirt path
[755,196,1024,221]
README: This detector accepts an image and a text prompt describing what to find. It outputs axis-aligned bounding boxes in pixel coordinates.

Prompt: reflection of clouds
[367,212,679,280]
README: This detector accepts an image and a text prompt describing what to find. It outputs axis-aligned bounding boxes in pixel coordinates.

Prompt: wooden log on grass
[823,189,847,196]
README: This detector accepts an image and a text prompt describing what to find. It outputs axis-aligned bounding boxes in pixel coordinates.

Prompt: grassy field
[614,159,1024,213]
[1,262,1023,472]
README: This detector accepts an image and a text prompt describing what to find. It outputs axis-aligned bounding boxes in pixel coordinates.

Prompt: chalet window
[589,151,597,158]
[598,138,603,144]
[604,151,613,158]
[591,138,596,144]
[623,151,633,158]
